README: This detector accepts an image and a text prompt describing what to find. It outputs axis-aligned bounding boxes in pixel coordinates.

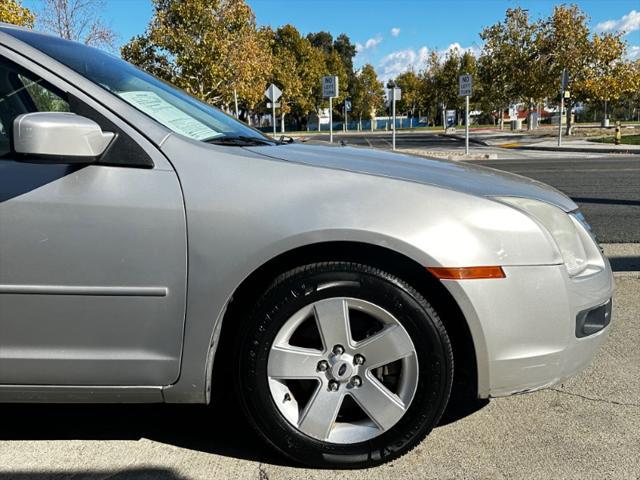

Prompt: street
[476,156,640,244]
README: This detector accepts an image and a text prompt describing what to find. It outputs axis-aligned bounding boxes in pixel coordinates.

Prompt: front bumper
[442,259,614,398]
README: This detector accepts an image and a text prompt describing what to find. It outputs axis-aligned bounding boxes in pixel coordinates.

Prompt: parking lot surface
[0,271,637,480]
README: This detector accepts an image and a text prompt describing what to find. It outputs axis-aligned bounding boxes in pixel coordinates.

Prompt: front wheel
[236,262,453,468]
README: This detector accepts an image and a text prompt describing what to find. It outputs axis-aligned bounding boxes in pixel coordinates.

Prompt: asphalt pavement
[475,156,640,244]
[0,273,637,479]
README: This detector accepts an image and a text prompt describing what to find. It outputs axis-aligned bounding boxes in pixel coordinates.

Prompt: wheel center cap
[331,360,353,381]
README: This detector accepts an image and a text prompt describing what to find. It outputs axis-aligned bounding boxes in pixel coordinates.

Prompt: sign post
[458,74,472,155]
[558,68,569,147]
[322,76,339,143]
[387,81,401,150]
[264,84,282,138]
[344,98,352,132]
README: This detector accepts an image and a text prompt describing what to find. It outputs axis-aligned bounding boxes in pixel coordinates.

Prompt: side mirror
[13,112,115,163]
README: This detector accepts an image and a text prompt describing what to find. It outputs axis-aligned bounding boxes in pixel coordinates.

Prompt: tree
[265,24,325,130]
[419,50,443,126]
[580,33,636,121]
[477,47,510,127]
[538,4,592,132]
[0,0,35,27]
[479,7,548,128]
[36,0,116,49]
[437,48,462,119]
[351,64,384,131]
[395,70,422,127]
[306,31,356,125]
[537,4,636,129]
[307,31,333,54]
[266,25,306,129]
[333,34,357,74]
[122,0,271,118]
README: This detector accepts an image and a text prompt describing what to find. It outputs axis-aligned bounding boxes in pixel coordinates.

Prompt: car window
[0,57,70,157]
[18,74,70,113]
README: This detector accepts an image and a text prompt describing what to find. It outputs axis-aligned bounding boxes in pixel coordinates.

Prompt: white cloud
[390,27,401,37]
[376,42,483,81]
[628,45,640,60]
[439,42,481,58]
[596,10,640,34]
[378,46,429,81]
[355,35,383,53]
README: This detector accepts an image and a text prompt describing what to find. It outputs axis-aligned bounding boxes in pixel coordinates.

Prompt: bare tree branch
[36,0,117,50]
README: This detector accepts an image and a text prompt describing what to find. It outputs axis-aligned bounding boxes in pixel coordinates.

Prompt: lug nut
[317,360,329,372]
[332,344,345,355]
[351,376,362,387]
[328,380,340,391]
[354,354,365,365]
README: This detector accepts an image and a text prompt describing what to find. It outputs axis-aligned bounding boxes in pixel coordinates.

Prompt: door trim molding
[0,285,168,296]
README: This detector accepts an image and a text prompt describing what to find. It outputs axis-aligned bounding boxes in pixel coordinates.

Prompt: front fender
[159,135,560,402]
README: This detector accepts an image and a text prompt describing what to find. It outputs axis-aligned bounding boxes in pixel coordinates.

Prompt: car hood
[244,143,578,212]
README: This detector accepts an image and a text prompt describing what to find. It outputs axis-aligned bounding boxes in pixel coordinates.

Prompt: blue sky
[24,0,640,79]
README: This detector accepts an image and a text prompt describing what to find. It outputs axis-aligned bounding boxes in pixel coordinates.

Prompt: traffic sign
[322,76,339,98]
[264,84,282,102]
[561,68,569,91]
[459,74,473,155]
[446,110,456,128]
[345,99,352,112]
[459,74,472,97]
[266,102,281,108]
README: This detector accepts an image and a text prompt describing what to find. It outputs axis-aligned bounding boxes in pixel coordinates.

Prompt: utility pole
[558,68,568,147]
[387,80,401,151]
[329,96,333,144]
[264,84,282,139]
[233,88,239,118]
[465,95,470,155]
[272,101,277,138]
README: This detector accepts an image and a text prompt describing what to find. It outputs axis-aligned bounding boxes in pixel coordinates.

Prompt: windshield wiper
[206,135,277,146]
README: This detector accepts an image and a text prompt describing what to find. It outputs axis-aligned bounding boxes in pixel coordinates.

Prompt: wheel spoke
[351,377,407,431]
[355,325,414,368]
[313,298,351,351]
[298,386,344,440]
[268,346,323,379]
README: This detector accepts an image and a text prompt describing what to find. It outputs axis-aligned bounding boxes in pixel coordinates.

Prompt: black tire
[235,262,453,469]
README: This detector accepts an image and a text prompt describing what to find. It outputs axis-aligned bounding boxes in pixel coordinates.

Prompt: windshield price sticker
[119,90,221,140]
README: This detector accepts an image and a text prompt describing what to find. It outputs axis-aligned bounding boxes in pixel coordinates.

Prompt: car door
[0,54,187,386]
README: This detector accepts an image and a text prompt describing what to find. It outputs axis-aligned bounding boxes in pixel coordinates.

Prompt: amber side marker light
[427,266,506,280]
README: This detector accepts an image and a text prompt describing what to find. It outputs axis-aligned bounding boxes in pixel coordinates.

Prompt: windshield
[1,27,271,143]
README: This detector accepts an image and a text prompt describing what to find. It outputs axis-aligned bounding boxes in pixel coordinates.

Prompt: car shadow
[0,396,288,467]
[608,256,640,272]
[437,395,489,427]
[0,390,489,468]
[0,468,186,480]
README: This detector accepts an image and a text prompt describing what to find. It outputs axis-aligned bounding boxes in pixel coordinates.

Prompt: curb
[399,148,497,161]
[508,145,640,155]
[440,133,490,147]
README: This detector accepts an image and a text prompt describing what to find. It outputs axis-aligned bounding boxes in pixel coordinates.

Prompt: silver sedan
[0,24,613,468]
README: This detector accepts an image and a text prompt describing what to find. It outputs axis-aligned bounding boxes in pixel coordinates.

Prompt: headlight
[495,197,588,277]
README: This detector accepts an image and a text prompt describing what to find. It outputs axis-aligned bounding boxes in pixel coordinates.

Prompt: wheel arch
[209,240,486,406]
